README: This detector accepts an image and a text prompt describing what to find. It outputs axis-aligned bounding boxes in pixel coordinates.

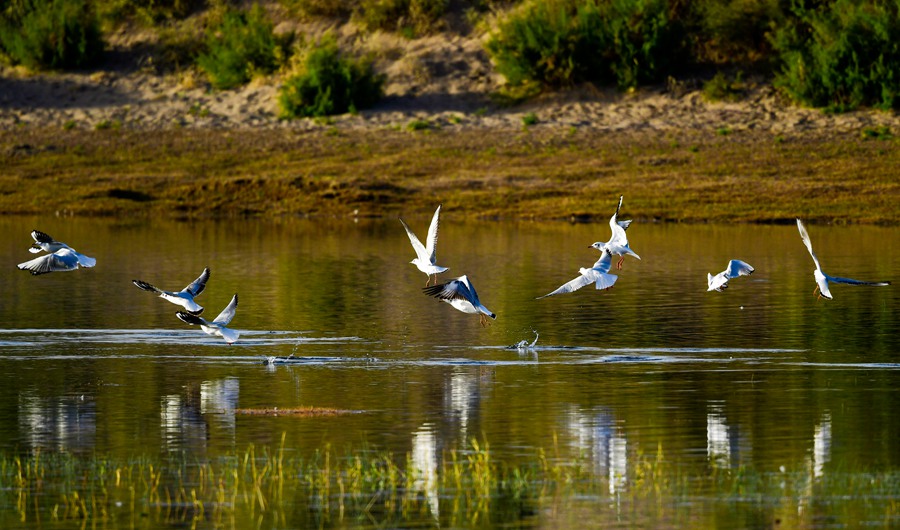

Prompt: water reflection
[564,407,628,494]
[410,423,440,520]
[0,217,897,474]
[17,391,95,452]
[811,412,831,479]
[160,378,240,453]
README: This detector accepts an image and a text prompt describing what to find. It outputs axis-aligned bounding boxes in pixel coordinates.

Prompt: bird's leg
[616,256,624,270]
[479,314,486,327]
[813,285,819,296]
[425,275,431,287]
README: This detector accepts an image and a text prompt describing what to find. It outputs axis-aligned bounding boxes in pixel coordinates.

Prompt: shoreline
[2,125,898,224]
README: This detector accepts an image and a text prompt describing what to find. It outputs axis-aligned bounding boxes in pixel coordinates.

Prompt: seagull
[17,230,96,275]
[133,267,210,315]
[707,260,755,292]
[423,275,496,326]
[176,294,240,344]
[590,196,640,270]
[400,204,448,286]
[537,247,618,299]
[796,218,891,300]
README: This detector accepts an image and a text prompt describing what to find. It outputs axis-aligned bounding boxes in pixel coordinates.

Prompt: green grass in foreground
[1,438,898,528]
[0,127,898,223]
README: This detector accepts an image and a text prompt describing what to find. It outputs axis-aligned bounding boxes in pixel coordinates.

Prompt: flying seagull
[796,218,890,300]
[400,204,448,286]
[423,275,496,326]
[590,196,640,270]
[176,294,240,344]
[133,267,210,315]
[17,230,96,275]
[707,260,755,292]
[537,247,618,299]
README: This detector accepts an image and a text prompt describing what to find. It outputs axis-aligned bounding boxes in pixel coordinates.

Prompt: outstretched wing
[31,230,54,244]
[213,294,239,325]
[133,279,164,293]
[537,273,595,299]
[74,252,96,268]
[796,219,823,272]
[423,277,473,303]
[399,217,429,262]
[17,249,79,275]
[176,311,208,326]
[726,260,754,279]
[828,276,891,287]
[184,267,210,297]
[424,204,442,262]
[608,196,628,245]
[592,249,614,274]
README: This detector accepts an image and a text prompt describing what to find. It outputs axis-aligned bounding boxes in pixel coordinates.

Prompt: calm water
[0,216,898,528]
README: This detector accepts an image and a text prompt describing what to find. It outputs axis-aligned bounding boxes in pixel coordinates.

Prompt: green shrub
[278,36,385,118]
[94,0,207,25]
[771,1,900,111]
[690,0,784,68]
[281,0,356,18]
[702,71,745,102]
[485,0,685,90]
[197,4,280,90]
[0,0,103,70]
[354,0,446,35]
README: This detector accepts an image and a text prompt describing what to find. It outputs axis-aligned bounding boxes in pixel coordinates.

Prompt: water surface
[0,216,897,527]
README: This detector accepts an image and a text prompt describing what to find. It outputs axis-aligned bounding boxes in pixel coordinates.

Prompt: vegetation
[197,4,283,90]
[770,0,900,111]
[1,127,898,223]
[485,0,686,90]
[281,0,447,36]
[0,440,898,527]
[278,35,384,118]
[0,0,103,70]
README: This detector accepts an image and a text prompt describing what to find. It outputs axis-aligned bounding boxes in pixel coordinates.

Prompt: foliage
[197,4,281,90]
[278,35,385,118]
[771,0,900,111]
[702,71,745,102]
[280,0,357,19]
[354,0,447,36]
[485,0,686,90]
[0,0,103,70]
[93,0,208,25]
[689,0,784,68]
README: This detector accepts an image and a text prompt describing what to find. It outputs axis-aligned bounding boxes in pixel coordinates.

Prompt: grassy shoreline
[1,127,898,224]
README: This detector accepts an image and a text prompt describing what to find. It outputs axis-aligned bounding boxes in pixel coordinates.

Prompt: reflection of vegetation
[1,439,898,527]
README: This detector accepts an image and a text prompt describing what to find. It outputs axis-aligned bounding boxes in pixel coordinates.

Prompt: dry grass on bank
[1,126,897,224]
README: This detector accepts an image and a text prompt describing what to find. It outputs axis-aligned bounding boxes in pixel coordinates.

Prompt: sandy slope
[1,27,898,136]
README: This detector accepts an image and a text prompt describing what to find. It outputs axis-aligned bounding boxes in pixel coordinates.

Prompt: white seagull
[707,260,755,292]
[176,294,240,344]
[17,230,96,275]
[423,275,496,326]
[797,218,891,300]
[133,267,210,315]
[537,247,618,299]
[400,204,449,286]
[590,196,640,270]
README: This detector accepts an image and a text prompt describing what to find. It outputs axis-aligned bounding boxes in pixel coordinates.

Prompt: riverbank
[2,125,898,223]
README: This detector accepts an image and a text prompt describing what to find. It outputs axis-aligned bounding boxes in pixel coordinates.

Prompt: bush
[690,0,784,68]
[280,0,357,19]
[485,0,685,90]
[354,0,447,35]
[278,36,385,118]
[197,4,281,90]
[771,1,900,111]
[93,0,207,25]
[0,0,103,70]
